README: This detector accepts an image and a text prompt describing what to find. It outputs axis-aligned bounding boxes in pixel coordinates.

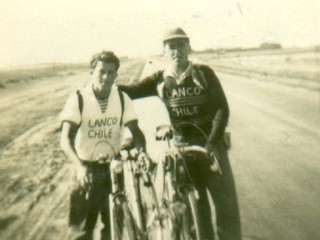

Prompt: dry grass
[195,47,320,90]
[0,63,88,88]
[0,59,145,89]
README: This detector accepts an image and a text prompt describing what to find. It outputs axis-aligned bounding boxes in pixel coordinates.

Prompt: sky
[0,0,319,67]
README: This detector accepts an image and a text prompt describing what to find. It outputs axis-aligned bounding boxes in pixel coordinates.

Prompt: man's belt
[81,159,110,166]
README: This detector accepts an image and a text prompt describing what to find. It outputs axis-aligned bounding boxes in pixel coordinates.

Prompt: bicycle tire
[123,160,148,239]
[122,200,137,240]
[127,177,148,240]
[133,176,149,239]
[164,163,179,240]
[126,161,145,230]
[180,190,202,240]
[110,195,137,240]
[146,160,176,240]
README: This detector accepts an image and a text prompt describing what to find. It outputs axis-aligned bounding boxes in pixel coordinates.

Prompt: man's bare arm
[60,121,81,165]
[125,120,146,152]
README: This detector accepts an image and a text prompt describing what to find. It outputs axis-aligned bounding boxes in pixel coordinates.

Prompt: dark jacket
[118,64,229,145]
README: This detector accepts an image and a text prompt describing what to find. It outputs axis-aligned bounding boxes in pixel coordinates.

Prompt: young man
[60,51,146,240]
[118,28,241,240]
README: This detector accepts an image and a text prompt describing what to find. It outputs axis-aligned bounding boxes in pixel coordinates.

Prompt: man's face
[163,38,190,67]
[91,61,117,94]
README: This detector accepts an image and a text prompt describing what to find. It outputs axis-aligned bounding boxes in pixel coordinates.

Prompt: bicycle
[87,140,149,240]
[146,122,221,240]
[109,141,151,240]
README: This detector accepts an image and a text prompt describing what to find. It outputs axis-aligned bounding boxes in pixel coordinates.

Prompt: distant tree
[259,42,282,49]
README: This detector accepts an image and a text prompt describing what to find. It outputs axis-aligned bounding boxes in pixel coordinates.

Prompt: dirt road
[0,59,145,240]
[0,58,319,240]
[222,73,320,240]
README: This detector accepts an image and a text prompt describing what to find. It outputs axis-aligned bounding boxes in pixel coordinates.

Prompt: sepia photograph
[0,0,319,240]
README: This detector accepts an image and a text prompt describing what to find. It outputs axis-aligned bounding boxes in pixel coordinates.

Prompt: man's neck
[171,61,189,78]
[93,86,111,100]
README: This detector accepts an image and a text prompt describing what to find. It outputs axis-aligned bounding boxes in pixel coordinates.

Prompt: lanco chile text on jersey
[172,105,199,117]
[166,86,205,117]
[88,128,113,139]
[165,86,202,98]
[88,117,118,127]
[87,117,118,139]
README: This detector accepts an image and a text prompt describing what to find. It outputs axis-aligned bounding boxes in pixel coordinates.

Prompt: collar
[163,62,193,85]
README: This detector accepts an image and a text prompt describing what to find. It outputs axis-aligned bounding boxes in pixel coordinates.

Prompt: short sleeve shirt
[60,84,137,160]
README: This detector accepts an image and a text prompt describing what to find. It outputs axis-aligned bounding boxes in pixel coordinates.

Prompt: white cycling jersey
[60,84,137,160]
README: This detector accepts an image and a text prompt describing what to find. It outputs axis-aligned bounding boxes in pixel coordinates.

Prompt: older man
[118,27,241,240]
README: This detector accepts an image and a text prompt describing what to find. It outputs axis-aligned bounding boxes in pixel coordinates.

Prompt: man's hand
[205,143,222,174]
[156,125,172,140]
[126,120,146,152]
[75,163,89,187]
[138,151,151,172]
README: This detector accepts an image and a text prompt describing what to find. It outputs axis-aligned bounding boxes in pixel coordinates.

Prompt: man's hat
[163,27,189,42]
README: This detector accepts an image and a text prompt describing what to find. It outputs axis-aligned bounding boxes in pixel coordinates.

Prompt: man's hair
[90,51,120,71]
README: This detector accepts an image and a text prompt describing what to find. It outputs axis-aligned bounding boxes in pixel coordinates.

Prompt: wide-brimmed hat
[163,27,189,42]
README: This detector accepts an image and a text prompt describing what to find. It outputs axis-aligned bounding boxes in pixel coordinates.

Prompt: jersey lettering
[172,106,199,117]
[88,117,118,128]
[87,117,118,139]
[171,87,201,98]
[88,128,113,139]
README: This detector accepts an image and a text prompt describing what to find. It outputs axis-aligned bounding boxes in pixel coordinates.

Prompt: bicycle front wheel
[110,194,137,240]
[180,190,202,240]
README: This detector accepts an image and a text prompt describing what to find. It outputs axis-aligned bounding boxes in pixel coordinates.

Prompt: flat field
[196,47,320,90]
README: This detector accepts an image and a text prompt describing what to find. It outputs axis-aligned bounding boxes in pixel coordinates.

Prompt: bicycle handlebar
[182,145,208,155]
[157,134,222,174]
